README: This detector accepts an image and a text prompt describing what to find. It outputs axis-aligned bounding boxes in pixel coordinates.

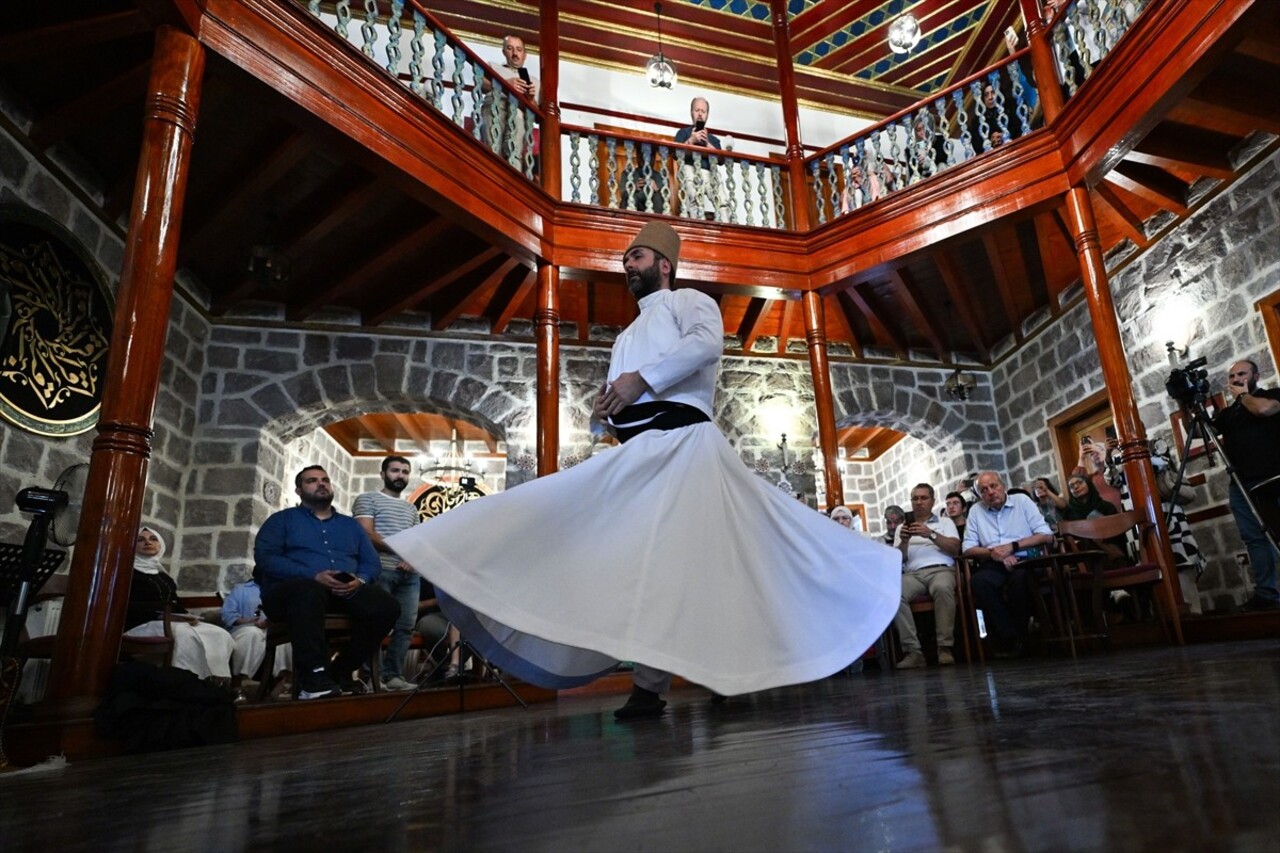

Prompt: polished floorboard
[4,639,1279,852]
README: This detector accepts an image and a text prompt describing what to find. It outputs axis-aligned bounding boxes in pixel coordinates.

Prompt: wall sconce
[944,368,976,401]
[887,14,923,54]
[645,2,677,89]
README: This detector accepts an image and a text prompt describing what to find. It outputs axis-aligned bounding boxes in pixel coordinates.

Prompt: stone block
[317,365,352,403]
[206,345,241,369]
[204,466,256,496]
[26,171,72,222]
[347,363,375,401]
[303,336,332,366]
[374,354,407,397]
[0,132,30,185]
[233,497,255,527]
[245,349,300,375]
[185,500,229,527]
[175,564,220,595]
[215,328,264,346]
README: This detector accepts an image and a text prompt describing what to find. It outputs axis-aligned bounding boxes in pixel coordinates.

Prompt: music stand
[386,621,527,723]
[0,543,66,657]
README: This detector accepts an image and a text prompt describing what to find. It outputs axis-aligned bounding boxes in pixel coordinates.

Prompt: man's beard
[301,491,333,510]
[627,262,663,299]
[384,476,407,494]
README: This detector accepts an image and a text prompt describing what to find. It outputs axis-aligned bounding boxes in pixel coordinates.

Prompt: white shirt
[901,512,959,572]
[607,288,723,418]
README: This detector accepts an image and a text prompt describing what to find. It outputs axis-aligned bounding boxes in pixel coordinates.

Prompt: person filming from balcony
[673,96,729,221]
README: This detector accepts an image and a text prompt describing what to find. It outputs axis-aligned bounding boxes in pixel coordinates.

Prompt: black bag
[94,661,237,753]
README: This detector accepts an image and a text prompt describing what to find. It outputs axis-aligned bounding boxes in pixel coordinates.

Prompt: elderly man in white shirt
[893,483,962,668]
[962,470,1055,658]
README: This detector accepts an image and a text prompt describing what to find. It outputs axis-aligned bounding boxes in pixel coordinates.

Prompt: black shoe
[1241,595,1280,612]
[327,665,369,695]
[992,638,1026,660]
[613,686,667,720]
[297,668,342,700]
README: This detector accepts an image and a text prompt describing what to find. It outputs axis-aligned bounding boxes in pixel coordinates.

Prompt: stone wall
[993,148,1280,611]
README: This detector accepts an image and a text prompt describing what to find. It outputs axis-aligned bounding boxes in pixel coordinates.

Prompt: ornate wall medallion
[409,477,488,520]
[0,206,114,436]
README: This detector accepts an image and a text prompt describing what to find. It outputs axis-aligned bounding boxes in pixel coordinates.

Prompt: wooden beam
[30,61,152,148]
[393,413,433,456]
[0,10,152,64]
[886,267,947,363]
[934,250,991,361]
[1108,162,1189,215]
[489,267,537,334]
[842,284,906,360]
[182,131,314,261]
[824,292,863,359]
[777,298,798,354]
[1185,57,1280,136]
[213,177,383,314]
[1031,215,1067,318]
[1125,123,1238,181]
[737,298,776,354]
[982,231,1025,345]
[433,257,522,330]
[567,278,590,342]
[1093,181,1149,248]
[1165,99,1272,139]
[361,414,400,455]
[289,217,449,320]
[367,246,503,326]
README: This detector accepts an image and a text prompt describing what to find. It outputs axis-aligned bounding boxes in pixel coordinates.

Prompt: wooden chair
[255,616,383,701]
[886,562,973,667]
[1056,511,1171,647]
[958,550,1078,661]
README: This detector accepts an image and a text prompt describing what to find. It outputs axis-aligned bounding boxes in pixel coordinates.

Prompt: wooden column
[1019,0,1065,123]
[803,292,843,507]
[49,26,206,702]
[1063,185,1184,643]
[535,261,561,476]
[769,0,811,232]
[538,0,561,198]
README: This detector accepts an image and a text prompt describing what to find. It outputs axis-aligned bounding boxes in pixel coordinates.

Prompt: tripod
[385,621,527,723]
[1165,396,1280,553]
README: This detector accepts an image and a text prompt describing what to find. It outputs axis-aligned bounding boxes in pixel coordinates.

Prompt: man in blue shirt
[962,471,1055,658]
[255,465,399,699]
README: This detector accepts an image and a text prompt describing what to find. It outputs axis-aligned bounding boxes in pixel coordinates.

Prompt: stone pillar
[50,26,207,702]
[769,0,812,232]
[538,0,561,198]
[803,292,843,507]
[535,261,560,476]
[1064,185,1185,642]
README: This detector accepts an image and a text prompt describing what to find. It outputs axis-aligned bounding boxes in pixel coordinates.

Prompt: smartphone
[332,571,356,583]
[694,119,706,132]
[1105,426,1117,441]
[1081,435,1093,445]
[517,67,531,84]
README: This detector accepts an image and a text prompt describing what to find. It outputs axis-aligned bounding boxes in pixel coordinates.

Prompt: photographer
[674,97,729,221]
[1213,360,1280,611]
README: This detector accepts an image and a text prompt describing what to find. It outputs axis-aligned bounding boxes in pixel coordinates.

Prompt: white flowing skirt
[125,620,234,680]
[387,423,901,695]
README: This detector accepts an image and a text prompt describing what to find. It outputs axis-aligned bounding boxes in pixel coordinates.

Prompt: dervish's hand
[592,382,611,421]
[599,372,648,416]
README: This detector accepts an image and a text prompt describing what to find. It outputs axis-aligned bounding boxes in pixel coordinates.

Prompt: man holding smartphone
[673,97,730,221]
[893,484,961,668]
[255,465,399,699]
[1213,359,1280,611]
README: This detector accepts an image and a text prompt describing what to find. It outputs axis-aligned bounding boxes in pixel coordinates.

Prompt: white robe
[389,288,901,695]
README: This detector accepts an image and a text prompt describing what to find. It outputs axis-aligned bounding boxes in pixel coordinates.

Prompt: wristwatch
[928,531,938,542]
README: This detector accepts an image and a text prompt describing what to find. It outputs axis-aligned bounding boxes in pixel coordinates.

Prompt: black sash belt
[610,401,710,444]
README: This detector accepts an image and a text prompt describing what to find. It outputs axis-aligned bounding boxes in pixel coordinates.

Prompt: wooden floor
[3,639,1279,851]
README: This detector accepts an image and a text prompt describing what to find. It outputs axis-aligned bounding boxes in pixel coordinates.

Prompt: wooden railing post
[1063,185,1185,643]
[49,26,206,703]
[770,0,812,232]
[535,261,561,476]
[538,0,561,198]
[1019,0,1065,122]
[803,292,843,507]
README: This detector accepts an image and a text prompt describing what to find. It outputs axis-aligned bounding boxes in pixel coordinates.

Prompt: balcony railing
[561,127,790,229]
[294,0,1151,230]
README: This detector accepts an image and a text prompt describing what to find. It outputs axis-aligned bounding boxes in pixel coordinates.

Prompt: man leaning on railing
[673,97,730,222]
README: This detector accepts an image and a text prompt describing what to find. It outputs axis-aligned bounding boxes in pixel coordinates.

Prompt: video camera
[1165,355,1211,407]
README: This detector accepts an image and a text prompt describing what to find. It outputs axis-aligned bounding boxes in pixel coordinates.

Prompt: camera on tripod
[1165,351,1211,408]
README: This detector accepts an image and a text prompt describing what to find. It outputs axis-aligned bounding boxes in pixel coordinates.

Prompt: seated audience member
[221,574,293,701]
[962,472,1055,658]
[415,578,463,683]
[673,96,729,221]
[829,505,855,530]
[883,505,907,546]
[1031,477,1067,529]
[909,114,952,182]
[893,484,962,668]
[125,527,235,684]
[253,465,400,700]
[1064,474,1119,521]
[840,158,889,212]
[944,491,969,541]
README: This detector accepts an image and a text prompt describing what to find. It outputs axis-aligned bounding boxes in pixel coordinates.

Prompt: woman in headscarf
[1064,474,1118,521]
[124,527,235,683]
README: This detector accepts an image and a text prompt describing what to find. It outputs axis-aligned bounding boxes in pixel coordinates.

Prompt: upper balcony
[1,0,1275,369]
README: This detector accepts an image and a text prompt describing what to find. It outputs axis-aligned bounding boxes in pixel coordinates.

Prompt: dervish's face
[977,474,1007,510]
[382,461,411,494]
[502,37,526,69]
[136,530,161,557]
[622,246,666,299]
